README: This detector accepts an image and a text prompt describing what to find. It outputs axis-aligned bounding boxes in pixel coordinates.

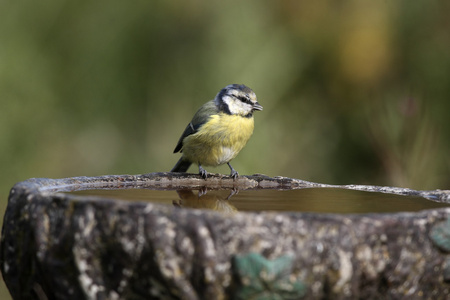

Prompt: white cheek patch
[223,96,253,115]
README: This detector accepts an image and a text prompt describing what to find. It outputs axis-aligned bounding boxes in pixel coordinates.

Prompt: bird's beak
[253,102,263,111]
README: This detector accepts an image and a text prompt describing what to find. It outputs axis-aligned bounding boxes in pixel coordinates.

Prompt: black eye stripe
[236,95,252,105]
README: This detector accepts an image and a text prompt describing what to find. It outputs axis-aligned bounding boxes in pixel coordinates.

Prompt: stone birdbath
[1,172,450,299]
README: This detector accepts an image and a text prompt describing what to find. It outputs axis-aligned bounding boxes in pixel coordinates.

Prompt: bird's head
[215,84,263,117]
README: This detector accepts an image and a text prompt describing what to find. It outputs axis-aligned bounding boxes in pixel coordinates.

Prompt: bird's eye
[237,95,251,104]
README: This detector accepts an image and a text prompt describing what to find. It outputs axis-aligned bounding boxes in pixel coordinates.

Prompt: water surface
[69,188,450,214]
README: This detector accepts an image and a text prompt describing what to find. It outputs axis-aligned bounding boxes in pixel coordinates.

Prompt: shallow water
[68,187,450,214]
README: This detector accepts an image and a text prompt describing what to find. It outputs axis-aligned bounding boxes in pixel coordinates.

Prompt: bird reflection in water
[173,189,238,214]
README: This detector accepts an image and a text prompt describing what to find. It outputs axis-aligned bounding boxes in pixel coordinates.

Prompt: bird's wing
[173,100,217,153]
[173,122,197,153]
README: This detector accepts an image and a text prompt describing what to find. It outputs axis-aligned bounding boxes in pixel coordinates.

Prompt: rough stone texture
[1,172,450,299]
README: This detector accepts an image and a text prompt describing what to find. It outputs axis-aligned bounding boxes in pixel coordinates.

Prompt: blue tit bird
[171,84,263,179]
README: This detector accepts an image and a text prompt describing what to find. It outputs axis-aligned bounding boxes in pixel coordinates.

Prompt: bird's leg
[199,164,208,179]
[226,187,239,200]
[227,162,239,180]
[198,186,208,197]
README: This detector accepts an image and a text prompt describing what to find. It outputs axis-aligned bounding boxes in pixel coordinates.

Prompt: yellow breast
[182,113,255,166]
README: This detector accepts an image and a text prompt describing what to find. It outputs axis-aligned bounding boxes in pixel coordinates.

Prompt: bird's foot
[199,165,208,180]
[226,187,239,200]
[227,163,239,180]
[199,186,208,197]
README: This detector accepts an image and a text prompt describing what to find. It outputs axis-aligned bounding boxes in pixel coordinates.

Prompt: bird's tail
[171,157,192,172]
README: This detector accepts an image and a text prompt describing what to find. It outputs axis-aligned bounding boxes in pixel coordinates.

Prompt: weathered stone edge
[3,173,450,299]
[14,172,450,203]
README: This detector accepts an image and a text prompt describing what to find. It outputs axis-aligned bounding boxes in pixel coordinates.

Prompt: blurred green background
[1,0,450,298]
